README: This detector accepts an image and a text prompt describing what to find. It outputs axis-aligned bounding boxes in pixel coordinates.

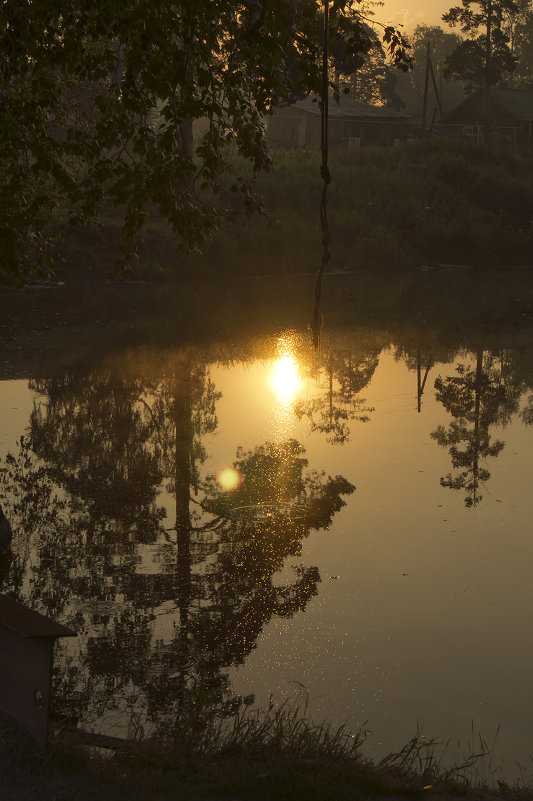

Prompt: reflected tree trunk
[416,349,433,413]
[431,348,518,506]
[180,119,194,161]
[174,350,193,701]
[328,366,333,428]
[472,350,483,506]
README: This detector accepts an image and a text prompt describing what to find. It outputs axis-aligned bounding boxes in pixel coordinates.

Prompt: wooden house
[266,95,413,149]
[0,595,76,748]
[443,88,533,147]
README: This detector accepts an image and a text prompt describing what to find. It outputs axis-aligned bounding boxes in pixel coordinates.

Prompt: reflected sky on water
[0,328,532,778]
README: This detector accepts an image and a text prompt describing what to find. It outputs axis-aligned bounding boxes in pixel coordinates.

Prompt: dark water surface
[1,272,533,779]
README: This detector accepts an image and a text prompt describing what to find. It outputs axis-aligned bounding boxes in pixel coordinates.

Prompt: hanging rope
[310,0,331,350]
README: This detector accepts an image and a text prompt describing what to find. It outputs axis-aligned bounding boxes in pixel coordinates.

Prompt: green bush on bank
[53,138,533,279]
[203,138,533,276]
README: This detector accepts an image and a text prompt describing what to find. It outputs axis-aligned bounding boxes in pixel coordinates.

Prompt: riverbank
[1,737,531,801]
[1,266,533,380]
[1,707,531,801]
[46,138,533,282]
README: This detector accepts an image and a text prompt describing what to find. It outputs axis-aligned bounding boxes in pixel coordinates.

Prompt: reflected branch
[431,349,521,507]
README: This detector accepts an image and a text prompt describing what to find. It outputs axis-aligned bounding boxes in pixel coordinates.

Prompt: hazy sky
[379,0,447,32]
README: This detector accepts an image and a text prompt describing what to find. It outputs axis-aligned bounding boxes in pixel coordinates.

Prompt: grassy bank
[209,138,533,275]
[49,137,533,281]
[2,696,532,801]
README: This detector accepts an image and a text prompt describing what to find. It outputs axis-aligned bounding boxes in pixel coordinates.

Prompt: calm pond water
[1,295,533,778]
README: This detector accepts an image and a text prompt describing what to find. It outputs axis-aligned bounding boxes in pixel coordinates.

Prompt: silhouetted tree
[507,0,533,85]
[1,0,411,278]
[443,0,519,94]
[29,369,165,533]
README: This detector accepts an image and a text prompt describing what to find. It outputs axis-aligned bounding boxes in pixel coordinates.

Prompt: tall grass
[154,690,367,761]
[377,724,493,785]
[113,687,533,795]
[199,138,533,276]
[42,695,533,801]
[122,689,525,788]
[218,694,366,760]
[53,138,533,279]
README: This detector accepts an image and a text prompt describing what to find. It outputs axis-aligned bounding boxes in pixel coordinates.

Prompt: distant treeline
[344,10,533,115]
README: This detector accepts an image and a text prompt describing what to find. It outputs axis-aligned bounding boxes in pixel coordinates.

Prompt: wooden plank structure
[443,88,533,147]
[267,95,413,149]
[0,594,76,749]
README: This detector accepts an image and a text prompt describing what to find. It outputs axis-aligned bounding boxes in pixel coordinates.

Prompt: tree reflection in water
[431,350,523,507]
[295,346,378,444]
[0,351,354,740]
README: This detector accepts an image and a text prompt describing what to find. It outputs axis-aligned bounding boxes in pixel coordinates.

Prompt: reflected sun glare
[269,355,301,402]
[216,467,242,492]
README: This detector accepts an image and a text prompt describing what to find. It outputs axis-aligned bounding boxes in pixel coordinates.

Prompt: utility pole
[422,41,431,133]
[485,0,493,138]
[429,60,443,124]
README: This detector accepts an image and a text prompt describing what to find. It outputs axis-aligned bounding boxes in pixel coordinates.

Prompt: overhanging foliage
[0,0,411,279]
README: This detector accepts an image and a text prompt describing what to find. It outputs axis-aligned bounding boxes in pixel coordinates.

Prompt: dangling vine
[310,0,331,350]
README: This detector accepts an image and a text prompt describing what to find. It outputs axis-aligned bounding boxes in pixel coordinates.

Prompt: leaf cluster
[0,1,411,279]
[442,0,520,90]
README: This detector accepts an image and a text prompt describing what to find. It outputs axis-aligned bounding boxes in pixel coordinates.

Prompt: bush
[202,138,533,274]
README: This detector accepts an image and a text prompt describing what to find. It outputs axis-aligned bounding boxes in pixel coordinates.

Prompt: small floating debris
[23,281,65,290]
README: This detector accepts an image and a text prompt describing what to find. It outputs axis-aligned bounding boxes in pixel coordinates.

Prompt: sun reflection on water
[267,337,305,438]
[269,354,301,402]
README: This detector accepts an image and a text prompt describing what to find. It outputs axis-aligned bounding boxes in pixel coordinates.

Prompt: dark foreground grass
[2,696,532,801]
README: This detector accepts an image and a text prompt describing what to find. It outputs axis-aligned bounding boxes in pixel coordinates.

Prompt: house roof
[445,88,533,122]
[0,594,76,639]
[490,89,533,121]
[291,95,410,121]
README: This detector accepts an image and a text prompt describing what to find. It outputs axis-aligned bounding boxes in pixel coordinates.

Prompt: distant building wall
[443,90,533,148]
[267,105,412,149]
